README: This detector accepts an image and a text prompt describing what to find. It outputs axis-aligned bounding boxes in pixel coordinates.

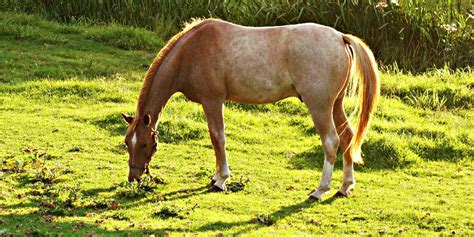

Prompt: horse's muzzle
[128,166,145,181]
[128,163,150,181]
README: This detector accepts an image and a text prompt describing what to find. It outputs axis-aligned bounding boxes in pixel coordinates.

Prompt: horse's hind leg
[333,96,355,196]
[304,100,340,200]
[202,100,230,191]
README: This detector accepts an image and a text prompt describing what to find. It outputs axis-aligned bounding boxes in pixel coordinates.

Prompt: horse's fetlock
[342,179,355,188]
[212,173,219,181]
[220,171,230,179]
[318,185,331,193]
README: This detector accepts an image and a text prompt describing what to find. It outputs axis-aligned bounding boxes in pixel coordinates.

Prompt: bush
[1,0,472,72]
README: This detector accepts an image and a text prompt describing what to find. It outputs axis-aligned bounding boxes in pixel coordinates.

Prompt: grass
[0,12,473,235]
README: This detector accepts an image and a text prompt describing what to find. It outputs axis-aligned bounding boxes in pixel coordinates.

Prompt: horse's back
[218,22,298,103]
[176,20,350,104]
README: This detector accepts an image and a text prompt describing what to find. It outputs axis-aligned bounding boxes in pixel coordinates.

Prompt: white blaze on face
[131,132,137,149]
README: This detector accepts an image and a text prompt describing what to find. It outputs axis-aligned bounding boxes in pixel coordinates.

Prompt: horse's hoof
[308,195,322,202]
[208,184,226,192]
[334,190,349,198]
[206,179,216,189]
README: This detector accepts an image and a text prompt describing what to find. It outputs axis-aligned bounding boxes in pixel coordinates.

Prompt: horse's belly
[225,72,297,104]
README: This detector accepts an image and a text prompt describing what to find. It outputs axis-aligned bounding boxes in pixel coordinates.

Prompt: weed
[153,204,184,219]
[67,146,82,152]
[226,175,250,192]
[254,213,276,226]
[404,91,448,111]
[115,174,162,198]
[110,212,130,221]
[115,182,148,199]
[36,183,85,216]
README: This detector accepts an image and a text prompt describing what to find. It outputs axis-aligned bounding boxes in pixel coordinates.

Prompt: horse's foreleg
[333,97,355,197]
[306,106,340,201]
[202,100,230,191]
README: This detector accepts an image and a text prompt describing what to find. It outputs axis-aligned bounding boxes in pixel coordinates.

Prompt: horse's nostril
[129,165,146,182]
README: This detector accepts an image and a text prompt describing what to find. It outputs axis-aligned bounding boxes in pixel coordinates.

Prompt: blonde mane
[136,18,217,117]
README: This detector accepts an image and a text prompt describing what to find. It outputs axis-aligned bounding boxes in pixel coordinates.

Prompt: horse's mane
[136,18,216,116]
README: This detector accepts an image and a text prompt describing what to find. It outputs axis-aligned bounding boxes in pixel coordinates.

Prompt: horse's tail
[342,34,380,164]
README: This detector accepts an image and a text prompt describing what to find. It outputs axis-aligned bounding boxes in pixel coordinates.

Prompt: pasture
[0,12,473,235]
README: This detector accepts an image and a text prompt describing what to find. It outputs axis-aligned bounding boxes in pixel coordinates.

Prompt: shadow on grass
[162,185,210,202]
[92,112,208,145]
[92,113,128,136]
[0,189,155,235]
[288,136,416,171]
[1,189,318,235]
[409,141,471,162]
[288,147,327,170]
[196,199,316,234]
[0,211,183,235]
[83,186,118,196]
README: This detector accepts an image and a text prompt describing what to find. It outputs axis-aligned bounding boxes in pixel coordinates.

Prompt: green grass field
[0,12,473,235]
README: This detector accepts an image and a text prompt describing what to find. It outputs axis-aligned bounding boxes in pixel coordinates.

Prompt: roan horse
[121,19,379,200]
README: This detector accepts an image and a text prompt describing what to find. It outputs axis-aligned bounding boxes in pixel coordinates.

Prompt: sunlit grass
[0,12,473,235]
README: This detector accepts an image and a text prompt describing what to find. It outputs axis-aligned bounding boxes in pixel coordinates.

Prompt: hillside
[0,12,473,235]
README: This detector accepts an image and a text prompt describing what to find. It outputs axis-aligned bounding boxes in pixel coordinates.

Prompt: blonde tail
[342,34,380,164]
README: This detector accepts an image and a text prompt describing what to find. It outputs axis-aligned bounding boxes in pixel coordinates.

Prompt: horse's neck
[139,63,177,126]
[146,91,171,127]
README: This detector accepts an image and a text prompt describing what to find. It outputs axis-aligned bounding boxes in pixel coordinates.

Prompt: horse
[120,18,379,200]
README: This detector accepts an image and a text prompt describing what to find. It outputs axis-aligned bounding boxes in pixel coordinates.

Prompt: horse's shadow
[196,198,320,234]
[3,176,348,235]
[162,185,210,201]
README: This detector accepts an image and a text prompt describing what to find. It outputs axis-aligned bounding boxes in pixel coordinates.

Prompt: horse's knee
[210,131,225,148]
[323,132,340,160]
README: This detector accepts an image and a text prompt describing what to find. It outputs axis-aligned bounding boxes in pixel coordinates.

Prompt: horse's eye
[141,143,147,148]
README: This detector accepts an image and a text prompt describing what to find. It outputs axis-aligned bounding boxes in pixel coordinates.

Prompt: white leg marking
[214,177,227,191]
[339,159,355,195]
[310,159,334,200]
[220,158,230,178]
[213,158,230,191]
[320,159,334,189]
[212,173,219,181]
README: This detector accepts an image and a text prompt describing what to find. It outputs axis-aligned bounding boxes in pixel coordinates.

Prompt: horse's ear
[121,113,134,124]
[143,114,151,126]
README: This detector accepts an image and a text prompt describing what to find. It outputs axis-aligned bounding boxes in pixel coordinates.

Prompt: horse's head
[121,113,158,181]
